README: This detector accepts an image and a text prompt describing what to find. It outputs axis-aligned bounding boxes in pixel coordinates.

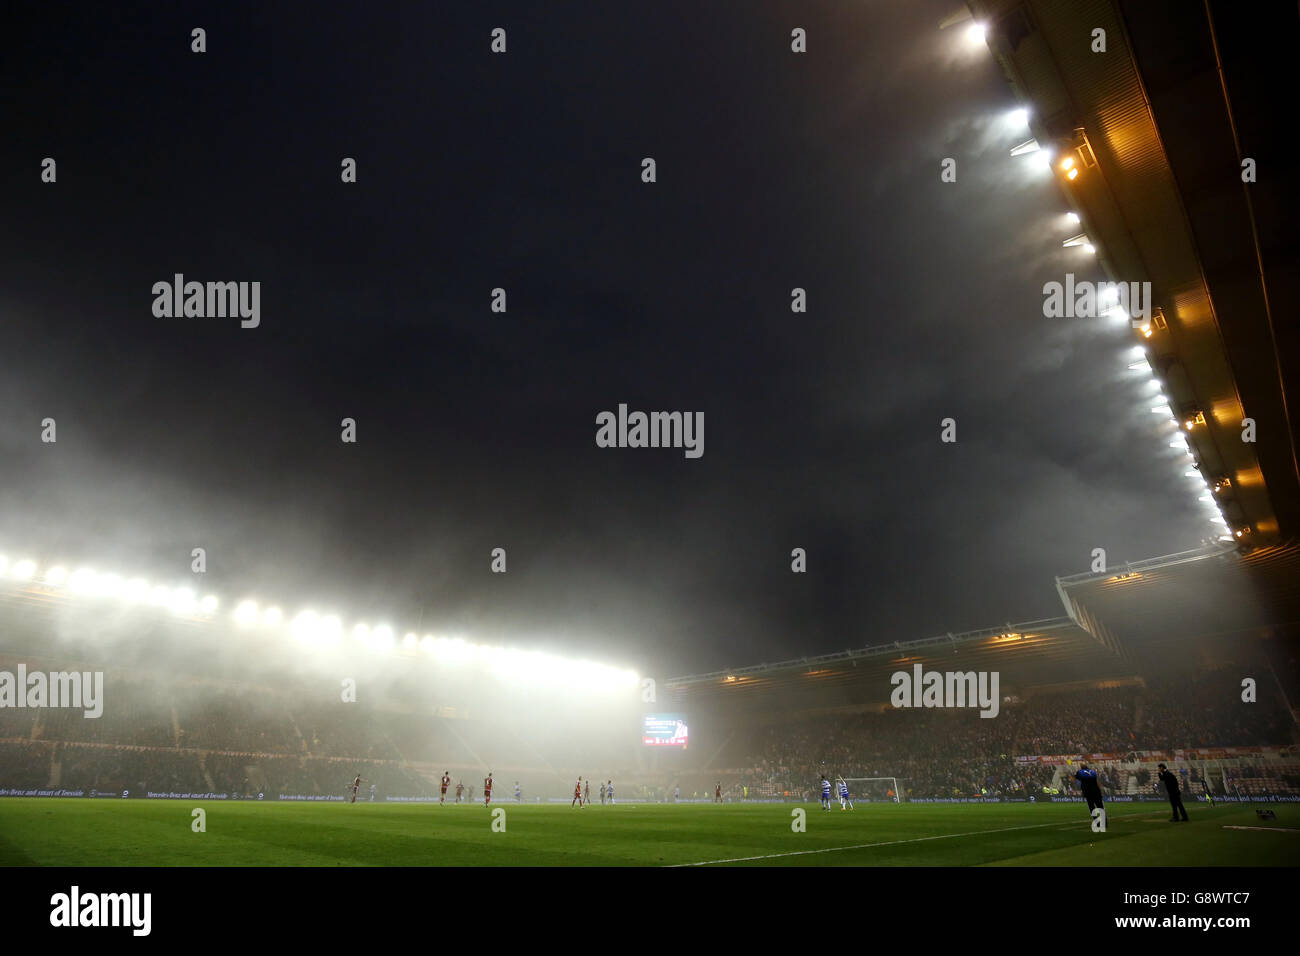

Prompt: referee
[1157,763,1189,822]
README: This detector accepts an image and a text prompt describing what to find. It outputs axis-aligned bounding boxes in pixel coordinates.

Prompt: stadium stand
[1,546,1296,802]
[2,664,1294,801]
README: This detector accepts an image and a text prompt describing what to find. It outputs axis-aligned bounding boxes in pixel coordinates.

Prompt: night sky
[2,1,1210,677]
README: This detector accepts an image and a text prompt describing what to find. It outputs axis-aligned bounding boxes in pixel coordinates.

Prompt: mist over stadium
[1,0,1297,890]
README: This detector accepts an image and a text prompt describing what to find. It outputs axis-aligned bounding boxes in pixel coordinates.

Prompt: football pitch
[0,799,1295,867]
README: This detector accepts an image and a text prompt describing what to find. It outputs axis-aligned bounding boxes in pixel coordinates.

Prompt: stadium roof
[667,542,1298,712]
[965,0,1300,543]
[664,616,1134,713]
[1056,541,1300,665]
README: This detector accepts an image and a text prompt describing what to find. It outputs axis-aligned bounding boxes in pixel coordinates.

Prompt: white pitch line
[669,809,1175,866]
[667,819,1074,867]
[1222,825,1300,832]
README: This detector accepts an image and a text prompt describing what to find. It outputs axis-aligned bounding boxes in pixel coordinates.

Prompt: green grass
[0,799,1296,867]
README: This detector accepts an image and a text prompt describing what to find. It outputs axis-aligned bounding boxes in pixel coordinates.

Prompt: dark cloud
[1,1,1207,677]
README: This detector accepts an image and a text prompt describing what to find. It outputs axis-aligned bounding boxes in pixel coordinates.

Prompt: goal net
[841,777,902,803]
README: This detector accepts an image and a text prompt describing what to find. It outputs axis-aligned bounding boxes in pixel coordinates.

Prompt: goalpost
[842,777,902,803]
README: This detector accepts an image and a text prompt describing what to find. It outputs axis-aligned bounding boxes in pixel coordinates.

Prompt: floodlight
[234,600,259,626]
[169,587,196,615]
[68,568,98,593]
[318,615,343,647]
[291,610,320,642]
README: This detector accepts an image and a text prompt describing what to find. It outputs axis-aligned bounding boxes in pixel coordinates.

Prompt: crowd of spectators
[1014,688,1137,754]
[0,740,54,789]
[2,672,1294,800]
[722,682,1293,799]
[56,744,205,794]
[1134,673,1292,750]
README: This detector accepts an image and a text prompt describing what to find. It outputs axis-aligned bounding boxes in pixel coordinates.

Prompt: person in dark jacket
[1157,763,1189,821]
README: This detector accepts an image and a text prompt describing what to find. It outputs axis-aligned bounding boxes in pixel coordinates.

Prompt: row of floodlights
[0,554,640,689]
[1128,350,1249,542]
[969,16,1250,544]
[0,555,218,616]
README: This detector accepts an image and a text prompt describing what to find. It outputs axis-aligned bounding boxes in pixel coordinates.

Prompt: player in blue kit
[1073,763,1104,816]
[837,776,854,810]
[820,775,832,810]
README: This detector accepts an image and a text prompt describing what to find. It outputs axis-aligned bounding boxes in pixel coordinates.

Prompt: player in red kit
[484,772,494,806]
[352,775,365,804]
[572,776,584,808]
[440,771,450,805]
[714,783,722,803]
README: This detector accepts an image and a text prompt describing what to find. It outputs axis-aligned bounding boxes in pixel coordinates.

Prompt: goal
[841,777,902,803]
